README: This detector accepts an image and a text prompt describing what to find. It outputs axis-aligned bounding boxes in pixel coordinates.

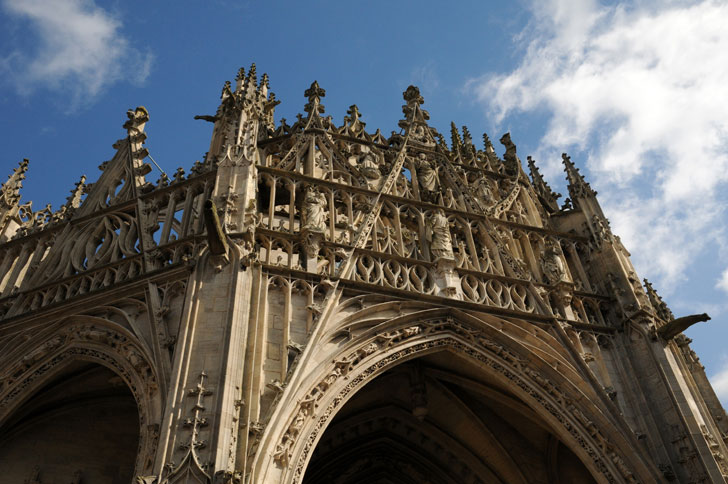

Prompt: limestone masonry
[0,65,725,483]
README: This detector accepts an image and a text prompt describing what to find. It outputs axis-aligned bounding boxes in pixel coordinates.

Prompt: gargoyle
[658,313,711,341]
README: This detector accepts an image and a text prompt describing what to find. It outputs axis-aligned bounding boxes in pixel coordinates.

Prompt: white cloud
[467,0,728,291]
[1,0,152,108]
[409,61,440,95]
[710,356,728,406]
[716,268,728,294]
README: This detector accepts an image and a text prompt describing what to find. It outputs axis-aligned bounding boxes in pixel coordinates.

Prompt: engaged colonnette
[0,65,724,484]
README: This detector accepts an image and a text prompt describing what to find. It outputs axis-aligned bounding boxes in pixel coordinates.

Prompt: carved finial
[527,156,561,213]
[480,132,500,170]
[483,132,493,151]
[304,80,326,116]
[462,126,472,143]
[399,86,434,146]
[450,122,462,151]
[235,67,246,92]
[247,63,258,87]
[347,104,361,122]
[63,175,86,211]
[344,104,365,133]
[562,152,597,201]
[402,85,424,106]
[172,167,185,184]
[123,106,149,136]
[1,159,29,209]
[221,80,233,101]
[261,72,270,89]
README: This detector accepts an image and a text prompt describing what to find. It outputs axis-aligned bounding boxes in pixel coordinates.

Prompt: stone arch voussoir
[257,309,653,484]
[0,318,161,477]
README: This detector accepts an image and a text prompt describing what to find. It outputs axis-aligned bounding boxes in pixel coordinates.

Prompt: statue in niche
[475,177,495,206]
[358,153,381,186]
[541,241,567,284]
[302,188,327,234]
[426,209,454,261]
[415,153,439,200]
[401,225,418,258]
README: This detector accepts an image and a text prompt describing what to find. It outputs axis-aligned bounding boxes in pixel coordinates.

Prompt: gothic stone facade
[0,65,726,484]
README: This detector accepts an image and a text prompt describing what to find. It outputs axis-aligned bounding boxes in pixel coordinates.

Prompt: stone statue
[303,188,327,234]
[416,153,438,199]
[541,241,567,284]
[426,210,454,260]
[475,177,495,206]
[358,153,380,182]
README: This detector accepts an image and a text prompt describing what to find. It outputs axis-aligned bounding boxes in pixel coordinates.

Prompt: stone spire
[527,156,561,213]
[246,63,258,91]
[0,159,28,212]
[235,66,246,92]
[450,122,462,153]
[482,132,499,170]
[398,86,435,147]
[644,279,675,322]
[0,159,29,241]
[562,152,597,202]
[54,175,87,221]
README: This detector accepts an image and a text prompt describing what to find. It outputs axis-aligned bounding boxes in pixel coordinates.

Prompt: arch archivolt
[255,309,651,484]
[0,316,161,476]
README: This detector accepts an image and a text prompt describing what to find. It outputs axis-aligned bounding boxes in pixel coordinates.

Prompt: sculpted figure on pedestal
[475,177,495,207]
[416,153,439,201]
[426,209,454,261]
[541,241,567,285]
[302,188,327,234]
[358,153,381,188]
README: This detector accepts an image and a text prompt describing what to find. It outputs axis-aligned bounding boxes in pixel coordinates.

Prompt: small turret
[527,156,561,213]
[562,153,597,203]
[1,159,28,211]
[0,159,29,241]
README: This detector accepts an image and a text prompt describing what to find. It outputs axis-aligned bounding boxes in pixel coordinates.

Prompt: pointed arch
[252,307,658,483]
[0,319,161,478]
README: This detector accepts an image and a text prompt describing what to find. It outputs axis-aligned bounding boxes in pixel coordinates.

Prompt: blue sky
[2,0,728,402]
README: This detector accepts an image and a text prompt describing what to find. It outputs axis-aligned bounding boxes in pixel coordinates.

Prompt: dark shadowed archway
[0,361,140,483]
[303,351,596,484]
